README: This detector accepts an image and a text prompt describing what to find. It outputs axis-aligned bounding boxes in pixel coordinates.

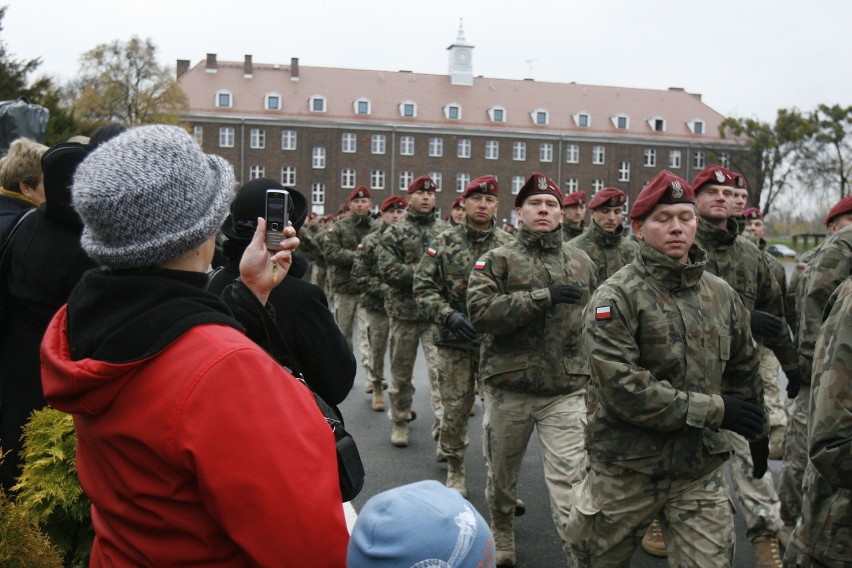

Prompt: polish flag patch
[595,305,613,321]
[426,247,437,257]
[474,259,487,270]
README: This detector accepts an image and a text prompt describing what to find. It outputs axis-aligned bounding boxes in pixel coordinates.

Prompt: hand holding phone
[265,189,290,249]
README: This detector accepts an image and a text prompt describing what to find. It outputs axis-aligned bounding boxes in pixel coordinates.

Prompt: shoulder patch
[474,259,487,270]
[595,305,614,321]
[426,247,437,257]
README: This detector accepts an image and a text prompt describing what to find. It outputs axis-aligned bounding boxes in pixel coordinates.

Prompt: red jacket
[41,306,348,567]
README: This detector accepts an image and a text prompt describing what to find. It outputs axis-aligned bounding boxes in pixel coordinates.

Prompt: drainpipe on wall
[239,118,245,185]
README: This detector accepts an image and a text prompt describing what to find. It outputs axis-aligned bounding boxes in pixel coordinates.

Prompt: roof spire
[457,18,466,42]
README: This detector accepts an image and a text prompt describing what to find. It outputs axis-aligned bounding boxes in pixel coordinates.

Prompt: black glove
[749,438,769,479]
[548,284,584,305]
[445,311,476,342]
[720,394,765,440]
[785,368,803,399]
[749,310,783,339]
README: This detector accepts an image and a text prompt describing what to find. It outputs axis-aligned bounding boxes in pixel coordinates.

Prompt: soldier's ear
[630,219,644,240]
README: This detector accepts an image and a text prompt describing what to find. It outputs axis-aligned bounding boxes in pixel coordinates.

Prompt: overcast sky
[6,0,851,123]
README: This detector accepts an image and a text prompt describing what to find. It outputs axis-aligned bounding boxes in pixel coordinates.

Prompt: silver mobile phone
[265,189,290,249]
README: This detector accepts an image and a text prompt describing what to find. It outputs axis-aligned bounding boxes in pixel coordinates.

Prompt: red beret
[380,195,407,212]
[451,196,464,209]
[630,170,694,220]
[825,195,852,226]
[408,175,437,194]
[514,172,564,207]
[348,186,371,201]
[589,187,626,210]
[337,203,351,215]
[462,175,499,199]
[562,191,587,207]
[743,207,763,220]
[691,165,745,193]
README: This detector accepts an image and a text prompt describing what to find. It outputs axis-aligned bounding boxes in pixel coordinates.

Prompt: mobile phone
[265,189,290,249]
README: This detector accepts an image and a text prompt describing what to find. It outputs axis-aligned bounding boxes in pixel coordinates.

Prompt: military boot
[641,519,667,557]
[492,514,516,567]
[371,388,385,412]
[446,457,467,497]
[390,422,409,447]
[752,536,782,568]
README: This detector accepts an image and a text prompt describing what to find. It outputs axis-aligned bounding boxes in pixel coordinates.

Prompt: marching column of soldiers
[310,167,852,568]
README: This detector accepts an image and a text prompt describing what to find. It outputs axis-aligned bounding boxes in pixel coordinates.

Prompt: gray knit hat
[73,125,234,269]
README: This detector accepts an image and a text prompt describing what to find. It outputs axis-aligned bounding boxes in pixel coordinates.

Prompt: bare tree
[797,104,852,200]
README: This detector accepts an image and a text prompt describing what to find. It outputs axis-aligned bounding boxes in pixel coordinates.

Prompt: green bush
[0,489,63,568]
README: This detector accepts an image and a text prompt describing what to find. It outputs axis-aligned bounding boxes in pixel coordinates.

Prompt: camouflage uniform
[561,219,585,241]
[377,208,450,439]
[466,223,597,558]
[784,275,852,567]
[352,224,390,396]
[567,221,639,285]
[324,213,373,351]
[569,242,762,567]
[413,219,511,478]
[786,248,819,341]
[300,222,327,289]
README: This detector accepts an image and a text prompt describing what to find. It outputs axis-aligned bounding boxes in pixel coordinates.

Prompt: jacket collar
[637,240,707,290]
[462,218,498,243]
[588,220,626,247]
[517,223,563,252]
[406,207,436,226]
[696,217,738,250]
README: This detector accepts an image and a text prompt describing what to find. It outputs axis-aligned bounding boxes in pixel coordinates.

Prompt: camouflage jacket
[324,213,373,294]
[797,224,852,381]
[695,218,798,373]
[787,247,819,343]
[413,219,512,351]
[792,275,852,566]
[561,220,585,241]
[298,224,326,268]
[351,223,389,314]
[756,238,788,301]
[568,221,639,285]
[467,224,597,395]
[377,208,450,320]
[583,241,763,479]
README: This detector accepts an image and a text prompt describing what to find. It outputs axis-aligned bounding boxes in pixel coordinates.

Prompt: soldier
[570,170,766,567]
[377,175,450,448]
[568,187,638,285]
[449,195,465,226]
[467,173,596,567]
[730,177,751,237]
[783,274,852,568]
[561,190,587,240]
[413,175,511,497]
[352,195,406,411]
[324,186,374,353]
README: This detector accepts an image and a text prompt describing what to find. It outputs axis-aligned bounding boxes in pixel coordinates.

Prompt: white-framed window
[265,93,281,110]
[540,143,553,162]
[565,144,579,163]
[312,147,326,169]
[669,150,682,169]
[193,125,203,145]
[457,139,471,158]
[649,116,666,132]
[565,178,579,192]
[456,173,470,193]
[511,175,524,195]
[281,166,296,186]
[689,119,705,135]
[444,104,461,120]
[281,130,297,150]
[693,151,706,169]
[593,179,605,191]
[719,152,730,168]
[370,170,385,190]
[354,98,371,115]
[342,132,357,153]
[592,145,605,165]
[311,182,325,205]
[532,109,549,125]
[399,171,414,191]
[485,140,499,160]
[219,127,234,148]
[341,168,356,188]
[400,101,417,118]
[249,165,264,180]
[216,90,232,108]
[429,172,443,192]
[618,161,630,182]
[612,114,629,129]
[400,135,414,156]
[573,112,590,128]
[643,148,657,167]
[249,128,265,149]
[428,137,444,157]
[513,141,526,161]
[489,107,506,123]
[309,95,327,112]
[371,134,386,154]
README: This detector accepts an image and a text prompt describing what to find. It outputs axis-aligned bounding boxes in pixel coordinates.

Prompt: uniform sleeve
[177,348,349,567]
[721,290,765,421]
[323,226,355,267]
[413,244,454,324]
[754,251,799,372]
[351,240,371,292]
[378,226,413,288]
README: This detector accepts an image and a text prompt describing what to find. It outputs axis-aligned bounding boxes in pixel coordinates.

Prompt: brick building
[177,26,750,224]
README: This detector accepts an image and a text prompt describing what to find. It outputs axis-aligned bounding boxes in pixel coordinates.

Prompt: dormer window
[265,94,281,111]
[309,95,327,113]
[354,98,371,115]
[573,112,590,128]
[531,109,549,125]
[444,104,462,120]
[612,114,629,130]
[648,116,666,132]
[216,90,232,108]
[400,101,417,118]
[688,119,705,134]
[489,106,507,123]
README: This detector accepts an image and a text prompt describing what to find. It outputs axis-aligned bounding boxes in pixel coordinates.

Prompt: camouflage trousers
[779,385,810,526]
[758,345,787,429]
[332,292,358,352]
[567,464,734,567]
[313,265,326,289]
[434,346,479,461]
[357,306,389,390]
[724,431,782,541]
[387,318,442,439]
[483,385,586,547]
